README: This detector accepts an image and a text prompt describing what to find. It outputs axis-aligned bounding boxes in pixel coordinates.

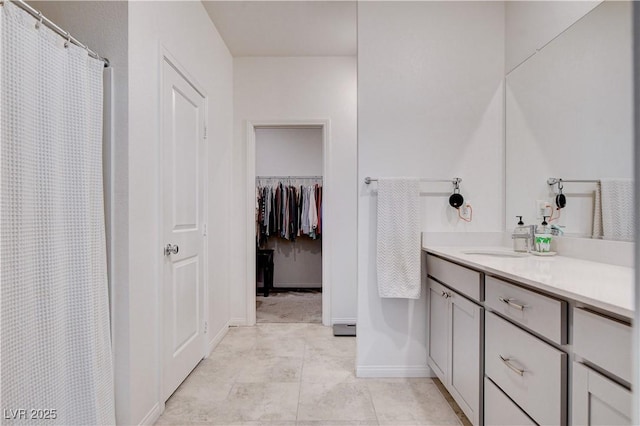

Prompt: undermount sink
[462,249,528,258]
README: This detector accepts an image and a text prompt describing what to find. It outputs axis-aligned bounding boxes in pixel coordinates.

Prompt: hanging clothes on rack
[256,177,323,247]
[316,184,322,235]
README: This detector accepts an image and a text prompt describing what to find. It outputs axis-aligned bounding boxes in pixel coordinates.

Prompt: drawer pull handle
[499,355,525,376]
[498,297,526,311]
[441,291,451,299]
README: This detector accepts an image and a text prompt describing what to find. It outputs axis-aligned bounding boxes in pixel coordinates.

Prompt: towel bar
[364,177,462,185]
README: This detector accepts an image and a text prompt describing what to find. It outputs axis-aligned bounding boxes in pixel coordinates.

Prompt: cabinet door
[427,279,449,381]
[449,290,482,425]
[572,362,631,426]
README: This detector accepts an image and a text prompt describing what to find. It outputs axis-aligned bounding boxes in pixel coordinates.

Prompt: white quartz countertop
[423,245,634,319]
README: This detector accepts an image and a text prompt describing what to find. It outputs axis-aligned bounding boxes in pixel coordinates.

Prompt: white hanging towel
[600,178,634,241]
[376,178,421,299]
[592,182,603,239]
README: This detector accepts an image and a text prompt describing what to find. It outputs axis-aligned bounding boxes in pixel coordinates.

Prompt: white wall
[357,1,505,377]
[232,56,357,325]
[256,128,323,288]
[29,0,131,421]
[255,128,323,176]
[128,2,233,424]
[263,238,322,288]
[505,0,601,73]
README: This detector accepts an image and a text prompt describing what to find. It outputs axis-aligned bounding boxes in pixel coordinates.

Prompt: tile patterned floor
[156,323,466,426]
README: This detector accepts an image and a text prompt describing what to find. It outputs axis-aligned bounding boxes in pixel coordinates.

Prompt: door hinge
[204,321,208,334]
[203,223,207,237]
[203,126,207,139]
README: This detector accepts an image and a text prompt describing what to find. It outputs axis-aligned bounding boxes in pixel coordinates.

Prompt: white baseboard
[206,321,229,357]
[356,365,435,378]
[229,317,248,326]
[138,402,161,426]
[331,318,357,325]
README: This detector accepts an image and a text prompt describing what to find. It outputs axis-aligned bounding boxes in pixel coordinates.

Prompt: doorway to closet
[246,121,331,326]
[256,127,322,323]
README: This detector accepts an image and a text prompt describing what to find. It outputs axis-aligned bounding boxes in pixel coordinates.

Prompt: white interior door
[161,58,206,401]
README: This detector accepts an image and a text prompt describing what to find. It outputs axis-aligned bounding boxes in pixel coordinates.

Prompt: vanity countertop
[423,245,634,319]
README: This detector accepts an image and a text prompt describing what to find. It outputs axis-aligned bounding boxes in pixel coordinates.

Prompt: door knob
[164,244,179,256]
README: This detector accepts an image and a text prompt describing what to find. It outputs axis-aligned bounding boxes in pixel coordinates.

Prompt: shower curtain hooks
[35,11,43,29]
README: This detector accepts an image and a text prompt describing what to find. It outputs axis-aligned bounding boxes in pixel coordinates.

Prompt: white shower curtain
[1,2,115,424]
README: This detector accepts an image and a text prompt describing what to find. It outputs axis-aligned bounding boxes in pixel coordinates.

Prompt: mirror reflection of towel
[600,178,634,241]
[592,183,603,239]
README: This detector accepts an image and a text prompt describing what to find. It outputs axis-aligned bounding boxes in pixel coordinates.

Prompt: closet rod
[365,177,462,185]
[1,0,110,67]
[256,176,323,180]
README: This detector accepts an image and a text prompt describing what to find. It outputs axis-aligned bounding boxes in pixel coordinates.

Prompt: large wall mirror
[505,1,633,241]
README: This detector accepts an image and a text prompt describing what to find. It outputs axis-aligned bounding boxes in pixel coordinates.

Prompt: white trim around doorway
[245,119,332,326]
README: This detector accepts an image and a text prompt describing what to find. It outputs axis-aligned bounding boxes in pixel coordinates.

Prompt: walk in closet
[254,127,323,323]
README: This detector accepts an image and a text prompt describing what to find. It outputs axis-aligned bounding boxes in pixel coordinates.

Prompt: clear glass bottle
[513,216,530,252]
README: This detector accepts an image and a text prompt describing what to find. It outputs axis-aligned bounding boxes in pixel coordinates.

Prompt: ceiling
[201,1,357,57]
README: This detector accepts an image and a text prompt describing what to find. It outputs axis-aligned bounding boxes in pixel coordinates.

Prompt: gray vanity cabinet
[425,249,633,426]
[426,255,483,426]
[427,278,482,425]
[448,289,482,425]
[485,311,567,425]
[428,279,449,379]
[573,308,632,384]
[484,378,535,426]
[572,362,632,426]
[485,276,567,345]
[571,308,632,426]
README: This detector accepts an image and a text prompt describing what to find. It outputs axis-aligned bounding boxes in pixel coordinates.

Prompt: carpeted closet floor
[256,291,322,323]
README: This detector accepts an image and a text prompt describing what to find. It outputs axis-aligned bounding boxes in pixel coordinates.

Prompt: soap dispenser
[512,216,531,252]
[534,216,553,253]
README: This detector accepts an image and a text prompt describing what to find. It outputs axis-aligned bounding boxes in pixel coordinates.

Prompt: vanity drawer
[484,378,536,426]
[485,276,567,344]
[426,254,482,302]
[573,308,632,383]
[485,312,567,426]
